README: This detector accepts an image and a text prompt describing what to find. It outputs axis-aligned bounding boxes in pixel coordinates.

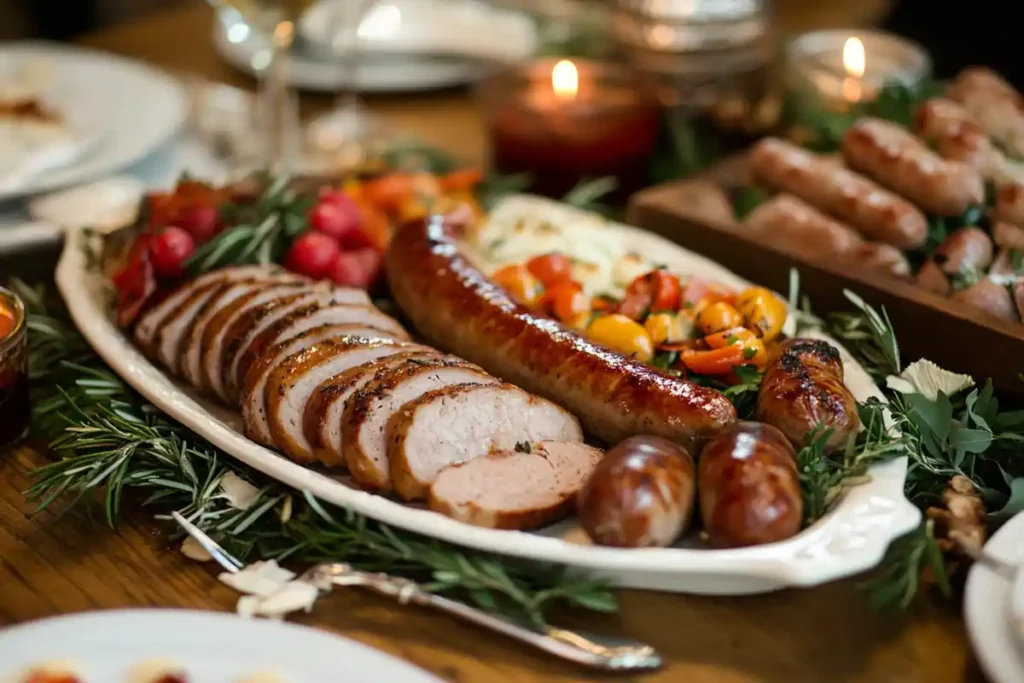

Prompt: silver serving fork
[171,511,662,672]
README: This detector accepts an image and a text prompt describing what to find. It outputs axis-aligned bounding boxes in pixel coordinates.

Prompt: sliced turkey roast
[388,383,584,501]
[341,358,499,491]
[262,337,431,463]
[240,324,406,446]
[232,301,408,395]
[428,441,604,529]
[303,350,444,468]
[217,284,374,402]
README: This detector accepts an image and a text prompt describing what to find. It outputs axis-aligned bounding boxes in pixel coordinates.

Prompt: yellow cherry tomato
[491,264,542,306]
[736,286,788,341]
[704,326,757,349]
[586,314,655,362]
[644,312,687,345]
[740,338,768,370]
[696,301,743,335]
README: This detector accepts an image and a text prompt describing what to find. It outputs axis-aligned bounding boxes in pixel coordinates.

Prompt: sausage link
[842,118,985,216]
[951,278,1020,322]
[698,421,802,548]
[994,222,1024,251]
[743,194,864,255]
[847,243,912,277]
[913,97,993,171]
[916,260,952,296]
[384,216,737,448]
[933,227,995,276]
[995,184,1024,225]
[749,137,927,249]
[578,436,695,548]
[755,338,860,452]
[948,67,1024,160]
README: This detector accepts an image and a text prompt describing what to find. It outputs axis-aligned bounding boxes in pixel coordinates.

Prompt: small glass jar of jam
[0,286,29,447]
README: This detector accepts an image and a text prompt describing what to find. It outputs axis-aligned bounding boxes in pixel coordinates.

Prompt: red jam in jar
[0,286,29,447]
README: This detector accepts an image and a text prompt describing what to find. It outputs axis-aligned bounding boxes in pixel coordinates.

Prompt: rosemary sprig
[18,289,616,627]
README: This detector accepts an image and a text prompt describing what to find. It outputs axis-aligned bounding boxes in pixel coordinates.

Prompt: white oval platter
[55,212,920,595]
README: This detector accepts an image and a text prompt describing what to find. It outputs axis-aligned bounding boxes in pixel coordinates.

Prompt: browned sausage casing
[698,422,803,548]
[384,216,737,447]
[578,436,696,548]
[913,97,993,170]
[948,67,1024,160]
[749,138,927,249]
[755,339,860,452]
[842,118,985,216]
[951,278,1020,322]
[933,227,995,275]
[743,194,864,255]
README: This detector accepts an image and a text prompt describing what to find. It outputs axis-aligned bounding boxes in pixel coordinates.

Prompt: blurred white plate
[212,0,536,92]
[965,513,1024,683]
[0,609,443,682]
[0,42,188,203]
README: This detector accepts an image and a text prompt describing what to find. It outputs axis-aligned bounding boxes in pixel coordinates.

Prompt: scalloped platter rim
[55,218,921,595]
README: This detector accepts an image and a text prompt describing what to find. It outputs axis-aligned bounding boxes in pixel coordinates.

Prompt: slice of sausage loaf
[304,350,445,467]
[388,383,585,501]
[200,283,313,400]
[180,274,303,388]
[240,325,406,445]
[218,285,374,403]
[233,301,407,391]
[428,441,604,529]
[263,338,430,463]
[133,265,293,353]
[342,358,499,490]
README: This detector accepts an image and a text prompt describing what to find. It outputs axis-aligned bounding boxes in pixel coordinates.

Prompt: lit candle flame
[841,37,866,103]
[551,60,579,102]
[843,37,866,78]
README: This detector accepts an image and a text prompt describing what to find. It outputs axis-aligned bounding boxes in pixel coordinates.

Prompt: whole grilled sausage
[848,243,912,277]
[578,436,696,548]
[948,67,1024,160]
[698,422,803,548]
[743,194,864,255]
[755,339,860,453]
[934,227,995,276]
[842,118,985,216]
[749,138,927,249]
[913,97,993,171]
[384,216,737,447]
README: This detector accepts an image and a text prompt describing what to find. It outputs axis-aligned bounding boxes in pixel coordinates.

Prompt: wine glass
[306,0,385,164]
[208,0,312,173]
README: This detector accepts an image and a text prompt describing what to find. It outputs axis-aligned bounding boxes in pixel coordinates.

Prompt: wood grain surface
[0,3,990,682]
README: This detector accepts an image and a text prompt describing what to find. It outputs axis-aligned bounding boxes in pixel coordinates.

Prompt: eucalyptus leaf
[948,426,992,454]
[904,391,953,445]
[989,478,1024,523]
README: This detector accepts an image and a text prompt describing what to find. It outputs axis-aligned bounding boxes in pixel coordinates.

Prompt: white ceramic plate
[965,513,1024,683]
[212,0,536,92]
[56,212,920,595]
[0,609,442,682]
[0,42,188,202]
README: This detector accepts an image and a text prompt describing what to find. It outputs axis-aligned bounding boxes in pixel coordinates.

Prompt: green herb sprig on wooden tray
[11,280,615,628]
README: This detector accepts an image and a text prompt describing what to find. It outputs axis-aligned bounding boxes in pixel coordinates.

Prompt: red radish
[308,194,361,242]
[330,248,382,288]
[175,205,221,243]
[150,227,195,278]
[285,232,341,279]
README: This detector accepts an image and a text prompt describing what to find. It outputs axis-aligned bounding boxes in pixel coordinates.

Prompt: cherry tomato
[681,345,745,375]
[174,205,221,244]
[735,286,788,341]
[149,227,195,278]
[25,673,81,683]
[330,247,383,288]
[308,196,361,243]
[586,314,655,362]
[285,232,341,279]
[644,312,686,345]
[649,271,682,312]
[545,281,591,327]
[703,327,757,349]
[740,338,769,370]
[492,264,542,306]
[526,253,573,287]
[362,174,414,213]
[696,301,743,335]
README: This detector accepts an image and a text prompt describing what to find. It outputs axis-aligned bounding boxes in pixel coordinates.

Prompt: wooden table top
[0,3,988,682]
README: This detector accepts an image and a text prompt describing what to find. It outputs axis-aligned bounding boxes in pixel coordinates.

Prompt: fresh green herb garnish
[731,186,770,220]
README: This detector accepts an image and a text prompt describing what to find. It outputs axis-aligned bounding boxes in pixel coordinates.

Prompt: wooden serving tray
[626,154,1024,394]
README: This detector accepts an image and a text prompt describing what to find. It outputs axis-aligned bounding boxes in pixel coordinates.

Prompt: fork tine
[171,510,246,574]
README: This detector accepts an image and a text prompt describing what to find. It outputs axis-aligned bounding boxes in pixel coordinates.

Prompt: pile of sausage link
[744,66,1024,324]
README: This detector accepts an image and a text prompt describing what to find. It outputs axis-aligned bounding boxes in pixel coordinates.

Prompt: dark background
[1,0,1020,90]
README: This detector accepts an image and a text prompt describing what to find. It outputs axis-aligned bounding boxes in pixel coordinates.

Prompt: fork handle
[327,573,660,671]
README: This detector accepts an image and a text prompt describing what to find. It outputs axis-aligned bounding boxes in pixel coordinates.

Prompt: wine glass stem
[335,2,366,114]
[264,19,297,172]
